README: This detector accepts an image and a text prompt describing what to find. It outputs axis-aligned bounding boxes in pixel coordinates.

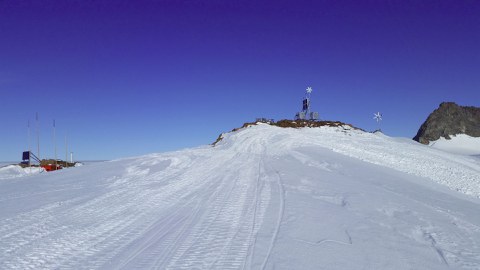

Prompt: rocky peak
[413,102,480,144]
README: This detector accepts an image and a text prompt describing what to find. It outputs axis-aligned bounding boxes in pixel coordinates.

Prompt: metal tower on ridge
[295,86,319,121]
[304,87,312,115]
[373,112,382,132]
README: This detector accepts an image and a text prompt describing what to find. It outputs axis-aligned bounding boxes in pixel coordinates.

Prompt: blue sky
[1,0,479,161]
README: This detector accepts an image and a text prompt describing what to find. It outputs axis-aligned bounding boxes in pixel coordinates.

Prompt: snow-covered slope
[1,124,479,269]
[429,134,480,156]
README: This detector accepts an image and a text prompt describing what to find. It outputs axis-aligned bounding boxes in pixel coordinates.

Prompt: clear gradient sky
[1,0,479,161]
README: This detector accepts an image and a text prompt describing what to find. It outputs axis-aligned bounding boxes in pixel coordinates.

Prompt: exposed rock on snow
[414,102,480,144]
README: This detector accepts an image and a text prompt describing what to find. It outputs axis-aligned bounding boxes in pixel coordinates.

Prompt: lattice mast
[303,87,312,116]
[295,86,318,120]
[373,112,382,131]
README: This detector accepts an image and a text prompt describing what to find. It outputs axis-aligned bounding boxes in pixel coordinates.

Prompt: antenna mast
[36,112,40,161]
[295,86,319,121]
[27,120,31,167]
[53,119,57,169]
[65,133,68,167]
[305,86,312,116]
[373,112,383,132]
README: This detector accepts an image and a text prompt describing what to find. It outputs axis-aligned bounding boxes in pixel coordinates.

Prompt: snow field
[0,123,479,269]
[429,134,480,156]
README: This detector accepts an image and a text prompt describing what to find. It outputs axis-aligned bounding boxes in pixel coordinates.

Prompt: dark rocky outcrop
[413,102,480,144]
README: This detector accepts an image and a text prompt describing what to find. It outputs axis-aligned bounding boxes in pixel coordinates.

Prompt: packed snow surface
[1,124,480,269]
[429,134,480,156]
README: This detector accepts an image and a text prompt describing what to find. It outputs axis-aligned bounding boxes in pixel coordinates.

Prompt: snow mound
[429,134,480,155]
[0,165,45,180]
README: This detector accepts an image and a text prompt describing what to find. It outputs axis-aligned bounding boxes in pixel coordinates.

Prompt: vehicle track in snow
[164,151,269,269]
[0,150,255,269]
[243,158,264,270]
[260,162,286,270]
[158,131,279,269]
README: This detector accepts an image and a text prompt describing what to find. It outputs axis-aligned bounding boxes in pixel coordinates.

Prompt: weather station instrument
[373,112,383,132]
[295,86,319,121]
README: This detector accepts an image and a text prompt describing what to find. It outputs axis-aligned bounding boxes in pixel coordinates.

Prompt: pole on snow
[53,119,57,169]
[36,112,40,162]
